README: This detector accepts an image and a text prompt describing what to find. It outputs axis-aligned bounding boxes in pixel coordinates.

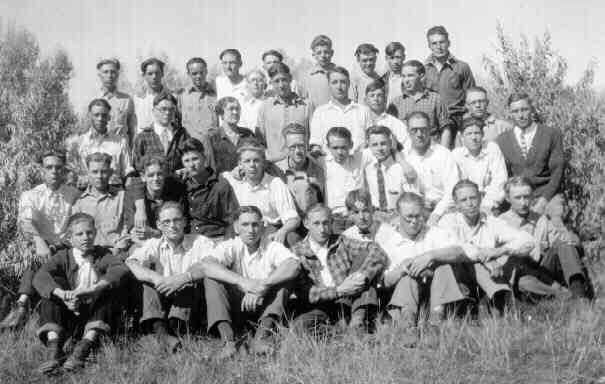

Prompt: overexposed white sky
[2,0,603,110]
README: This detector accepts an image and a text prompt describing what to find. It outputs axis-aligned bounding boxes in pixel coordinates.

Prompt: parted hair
[37,149,67,165]
[142,155,167,173]
[262,49,283,62]
[385,42,405,56]
[365,79,386,95]
[355,43,379,57]
[325,126,352,145]
[504,176,534,195]
[140,57,165,74]
[235,205,263,221]
[402,60,426,76]
[405,110,431,125]
[186,57,207,71]
[304,203,331,220]
[396,192,425,211]
[327,66,350,81]
[345,189,373,211]
[181,137,205,156]
[452,179,480,200]
[465,86,488,98]
[267,62,291,79]
[66,212,96,231]
[236,137,266,157]
[426,25,449,39]
[365,125,392,141]
[215,96,240,116]
[88,98,111,112]
[219,48,242,62]
[506,91,532,107]
[460,117,486,133]
[96,58,120,70]
[282,122,307,138]
[157,201,185,218]
[85,152,112,167]
[152,91,177,107]
[310,35,333,50]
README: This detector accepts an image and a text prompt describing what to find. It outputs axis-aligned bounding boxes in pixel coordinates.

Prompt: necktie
[160,128,171,154]
[519,130,528,158]
[376,164,387,210]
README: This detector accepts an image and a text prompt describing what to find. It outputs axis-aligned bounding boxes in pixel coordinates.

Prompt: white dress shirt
[372,112,410,150]
[239,95,266,130]
[308,237,336,287]
[309,100,372,153]
[320,151,364,214]
[215,75,247,105]
[153,122,174,153]
[72,248,99,291]
[210,236,298,280]
[364,155,420,210]
[133,92,156,134]
[452,141,507,210]
[223,172,299,225]
[513,123,538,154]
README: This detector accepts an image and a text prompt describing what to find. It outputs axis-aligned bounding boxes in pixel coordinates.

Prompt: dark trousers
[18,243,68,297]
[540,241,586,286]
[139,283,204,331]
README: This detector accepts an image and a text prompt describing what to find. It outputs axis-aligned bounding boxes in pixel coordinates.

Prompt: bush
[483,24,605,243]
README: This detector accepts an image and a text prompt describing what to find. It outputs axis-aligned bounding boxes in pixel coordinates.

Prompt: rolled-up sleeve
[269,177,299,223]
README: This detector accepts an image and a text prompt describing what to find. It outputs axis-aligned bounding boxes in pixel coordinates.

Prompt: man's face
[158,207,186,242]
[246,72,266,98]
[87,160,112,191]
[386,49,405,73]
[154,99,176,126]
[144,63,164,91]
[312,44,334,67]
[236,212,263,247]
[357,53,377,75]
[428,33,450,59]
[181,150,205,175]
[368,133,391,162]
[187,62,207,89]
[262,54,281,72]
[271,73,292,98]
[41,156,65,188]
[221,53,241,78]
[304,209,332,244]
[348,200,373,233]
[143,163,166,194]
[509,98,532,129]
[222,101,241,125]
[461,125,484,153]
[327,135,352,163]
[466,91,489,118]
[285,133,307,164]
[454,185,481,221]
[98,63,118,89]
[507,185,533,217]
[398,201,425,238]
[89,105,110,134]
[408,117,431,152]
[239,149,265,181]
[401,65,422,93]
[328,72,349,101]
[365,88,386,113]
[69,220,96,253]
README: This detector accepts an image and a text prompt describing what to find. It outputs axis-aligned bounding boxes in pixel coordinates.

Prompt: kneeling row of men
[29,176,591,374]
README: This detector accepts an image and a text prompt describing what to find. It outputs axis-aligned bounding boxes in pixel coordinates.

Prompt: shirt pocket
[447,71,463,89]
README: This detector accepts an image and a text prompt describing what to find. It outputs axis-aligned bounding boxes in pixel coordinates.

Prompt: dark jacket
[132,125,191,175]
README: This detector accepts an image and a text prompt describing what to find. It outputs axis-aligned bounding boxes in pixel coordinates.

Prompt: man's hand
[408,254,435,278]
[156,274,190,296]
[477,248,507,264]
[241,293,262,312]
[73,286,99,301]
[507,242,534,258]
[238,278,269,297]
[336,272,367,297]
[267,229,287,244]
[532,196,548,215]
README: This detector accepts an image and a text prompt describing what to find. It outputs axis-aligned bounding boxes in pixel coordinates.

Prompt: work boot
[38,339,64,375]
[63,339,93,372]
[0,301,28,331]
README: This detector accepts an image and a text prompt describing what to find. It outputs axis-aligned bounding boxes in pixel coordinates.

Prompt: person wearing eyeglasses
[462,87,512,144]
[239,69,267,130]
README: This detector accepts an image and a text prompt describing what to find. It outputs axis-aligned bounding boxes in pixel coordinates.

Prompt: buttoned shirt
[513,123,538,154]
[210,236,298,280]
[403,144,460,217]
[215,75,247,105]
[239,95,266,130]
[128,234,215,277]
[256,94,313,161]
[364,155,420,211]
[309,100,372,153]
[134,91,160,134]
[321,152,364,214]
[177,85,218,141]
[349,71,381,105]
[205,126,255,174]
[298,63,335,108]
[72,248,99,291]
[72,187,127,248]
[385,72,403,106]
[372,112,411,150]
[97,88,136,142]
[275,155,325,213]
[18,183,80,244]
[424,54,476,115]
[67,130,133,185]
[387,90,451,135]
[308,238,336,287]
[438,211,535,262]
[341,222,407,273]
[223,172,299,225]
[452,141,508,210]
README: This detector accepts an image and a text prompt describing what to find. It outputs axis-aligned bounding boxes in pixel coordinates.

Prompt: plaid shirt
[292,234,388,303]
[387,89,452,135]
[132,125,190,175]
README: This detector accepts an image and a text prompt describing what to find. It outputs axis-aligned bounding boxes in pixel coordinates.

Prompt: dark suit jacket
[496,124,564,199]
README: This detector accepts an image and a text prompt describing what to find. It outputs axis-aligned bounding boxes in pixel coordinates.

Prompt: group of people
[0,24,593,375]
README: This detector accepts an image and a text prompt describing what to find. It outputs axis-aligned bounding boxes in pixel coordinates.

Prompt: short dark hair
[141,58,165,74]
[505,176,533,195]
[406,111,431,125]
[282,123,307,138]
[85,152,112,167]
[304,203,331,220]
[96,58,120,71]
[235,205,263,221]
[88,98,111,112]
[396,192,425,211]
[215,96,240,116]
[219,49,242,62]
[366,125,392,141]
[262,49,283,62]
[236,137,266,157]
[66,212,95,231]
[186,57,207,72]
[460,117,485,133]
[345,189,373,211]
[153,92,177,107]
[385,42,405,56]
[327,66,350,81]
[326,126,352,146]
[452,179,480,200]
[507,92,531,107]
[181,137,205,156]
[142,155,167,173]
[365,79,386,95]
[267,62,291,79]
[426,25,449,39]
[311,35,332,50]
[38,149,67,165]
[354,43,379,57]
[402,60,425,76]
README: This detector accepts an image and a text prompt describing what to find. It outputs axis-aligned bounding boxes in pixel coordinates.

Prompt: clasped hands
[238,278,270,312]
[53,286,100,313]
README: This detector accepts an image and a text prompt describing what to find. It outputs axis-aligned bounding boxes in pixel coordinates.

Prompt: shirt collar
[425,53,456,66]
[243,173,271,190]
[187,167,217,189]
[514,122,537,136]
[461,142,489,158]
[159,235,193,253]
[402,88,430,101]
[187,82,215,96]
[99,87,118,99]
[393,224,429,245]
[80,186,115,199]
[273,93,305,106]
[310,63,335,75]
[326,99,360,113]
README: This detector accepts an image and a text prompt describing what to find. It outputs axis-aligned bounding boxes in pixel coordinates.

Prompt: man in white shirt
[365,79,410,150]
[462,86,512,143]
[349,44,381,105]
[403,111,460,225]
[452,117,507,214]
[134,58,166,133]
[196,206,299,357]
[215,49,247,104]
[223,137,301,245]
[239,69,266,130]
[127,202,215,351]
[309,66,372,155]
[381,42,406,105]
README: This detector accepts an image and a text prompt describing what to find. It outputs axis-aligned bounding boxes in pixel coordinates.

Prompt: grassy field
[1,262,605,384]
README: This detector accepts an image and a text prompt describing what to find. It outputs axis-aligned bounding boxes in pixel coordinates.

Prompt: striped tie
[376,164,387,210]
